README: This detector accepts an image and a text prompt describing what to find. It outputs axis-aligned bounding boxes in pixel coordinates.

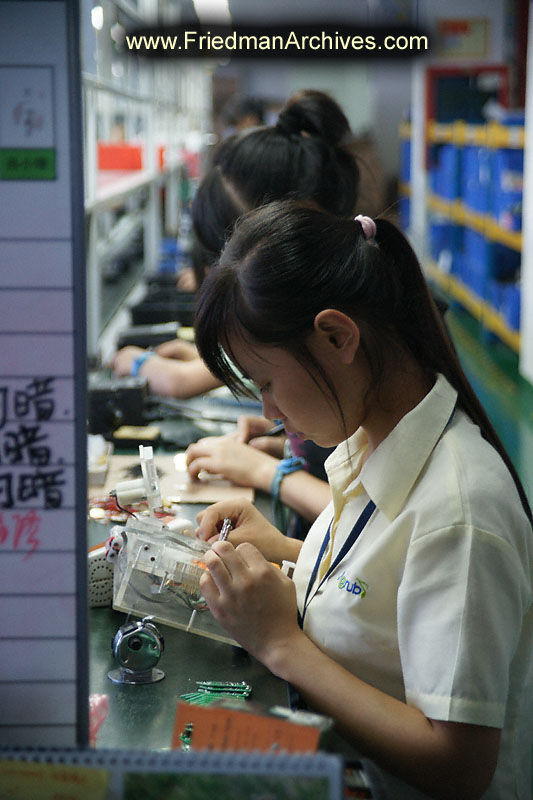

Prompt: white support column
[84,85,97,205]
[144,94,161,270]
[519,1,533,383]
[165,165,180,237]
[145,181,161,271]
[409,61,428,261]
[86,212,101,357]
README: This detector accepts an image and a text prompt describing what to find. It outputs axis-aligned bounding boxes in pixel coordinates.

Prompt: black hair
[194,200,532,525]
[221,94,265,127]
[191,89,360,277]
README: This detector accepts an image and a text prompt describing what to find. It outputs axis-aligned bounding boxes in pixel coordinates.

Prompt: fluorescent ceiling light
[193,0,231,24]
[91,5,104,31]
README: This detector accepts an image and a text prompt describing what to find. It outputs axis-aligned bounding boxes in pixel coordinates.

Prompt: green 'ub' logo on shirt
[337,572,368,598]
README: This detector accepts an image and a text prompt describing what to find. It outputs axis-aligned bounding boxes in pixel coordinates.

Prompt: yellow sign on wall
[436,18,489,59]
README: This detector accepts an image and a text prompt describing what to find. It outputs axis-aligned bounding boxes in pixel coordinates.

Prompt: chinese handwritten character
[0,513,9,543]
[13,510,41,558]
[3,423,50,466]
[18,468,65,508]
[0,510,41,558]
[15,377,55,421]
[0,388,7,430]
[0,474,14,508]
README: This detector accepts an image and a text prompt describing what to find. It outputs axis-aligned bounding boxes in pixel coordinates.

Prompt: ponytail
[373,219,532,525]
[276,89,352,146]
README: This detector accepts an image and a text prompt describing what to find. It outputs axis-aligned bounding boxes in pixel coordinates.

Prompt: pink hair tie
[354,214,377,241]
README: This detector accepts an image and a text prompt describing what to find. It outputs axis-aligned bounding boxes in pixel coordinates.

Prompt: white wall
[239,59,373,137]
[370,62,412,174]
[287,63,372,134]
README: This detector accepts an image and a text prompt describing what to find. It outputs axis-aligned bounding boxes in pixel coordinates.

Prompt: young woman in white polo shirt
[193,201,533,800]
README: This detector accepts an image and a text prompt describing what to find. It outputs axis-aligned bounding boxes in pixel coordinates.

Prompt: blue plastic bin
[461,147,491,213]
[462,230,519,288]
[501,283,521,330]
[399,196,410,231]
[429,220,462,273]
[160,237,179,256]
[491,149,523,231]
[485,278,504,312]
[492,242,521,281]
[432,144,461,200]
[400,140,411,183]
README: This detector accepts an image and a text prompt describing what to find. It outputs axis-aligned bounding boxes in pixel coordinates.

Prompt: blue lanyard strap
[299,498,376,628]
[296,402,456,629]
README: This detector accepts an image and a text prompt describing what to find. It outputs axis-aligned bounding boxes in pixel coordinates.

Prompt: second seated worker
[112,89,367,527]
[111,88,362,398]
[191,200,533,800]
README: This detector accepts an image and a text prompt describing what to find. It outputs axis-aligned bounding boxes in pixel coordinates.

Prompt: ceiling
[180,0,415,26]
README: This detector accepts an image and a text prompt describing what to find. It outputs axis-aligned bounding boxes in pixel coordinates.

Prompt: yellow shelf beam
[427,194,522,252]
[426,120,524,149]
[425,261,521,352]
[484,219,522,251]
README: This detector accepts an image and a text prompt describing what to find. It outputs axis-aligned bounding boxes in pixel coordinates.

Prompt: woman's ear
[313,309,360,364]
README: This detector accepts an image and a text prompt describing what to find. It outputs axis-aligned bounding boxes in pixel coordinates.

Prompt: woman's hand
[195,499,300,565]
[233,415,275,442]
[186,436,278,492]
[176,267,197,292]
[232,415,286,458]
[200,540,303,663]
[155,339,199,361]
[110,346,144,377]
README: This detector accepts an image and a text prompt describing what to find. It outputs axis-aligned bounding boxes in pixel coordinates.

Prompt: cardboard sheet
[88,452,254,504]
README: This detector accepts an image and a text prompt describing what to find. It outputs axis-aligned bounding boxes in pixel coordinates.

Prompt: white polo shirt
[293,373,533,799]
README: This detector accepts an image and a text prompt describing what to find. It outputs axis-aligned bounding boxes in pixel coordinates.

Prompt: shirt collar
[325,373,458,521]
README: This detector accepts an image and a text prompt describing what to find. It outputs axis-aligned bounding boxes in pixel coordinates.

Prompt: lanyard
[297,402,457,629]
[298,498,376,628]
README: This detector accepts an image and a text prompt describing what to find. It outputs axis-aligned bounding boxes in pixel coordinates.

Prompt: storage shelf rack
[400,118,524,353]
[425,260,520,352]
[83,67,211,358]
